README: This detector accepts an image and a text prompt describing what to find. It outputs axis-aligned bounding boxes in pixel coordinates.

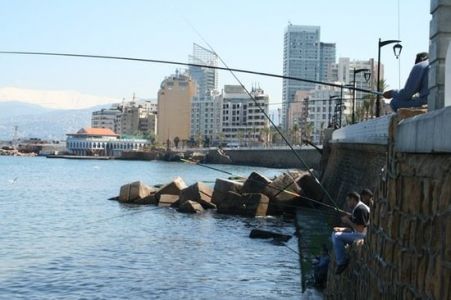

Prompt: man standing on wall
[331,191,370,275]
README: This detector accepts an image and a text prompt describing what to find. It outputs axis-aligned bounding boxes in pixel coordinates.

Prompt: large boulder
[177,200,205,214]
[179,182,216,209]
[158,194,180,207]
[155,177,187,200]
[216,192,269,217]
[211,178,243,206]
[119,181,156,203]
[241,172,272,194]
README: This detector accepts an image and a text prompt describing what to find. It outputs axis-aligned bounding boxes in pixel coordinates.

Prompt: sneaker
[335,259,350,275]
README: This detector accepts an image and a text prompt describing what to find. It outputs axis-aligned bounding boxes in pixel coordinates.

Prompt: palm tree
[173,136,180,149]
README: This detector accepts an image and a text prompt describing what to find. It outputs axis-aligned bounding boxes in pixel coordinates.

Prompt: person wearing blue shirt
[383,52,430,112]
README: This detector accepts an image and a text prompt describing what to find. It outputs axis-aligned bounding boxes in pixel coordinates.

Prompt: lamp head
[393,43,402,59]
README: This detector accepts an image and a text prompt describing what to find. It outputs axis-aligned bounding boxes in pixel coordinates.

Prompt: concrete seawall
[205,148,322,169]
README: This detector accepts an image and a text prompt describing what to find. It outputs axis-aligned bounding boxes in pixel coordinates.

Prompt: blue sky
[0,0,430,107]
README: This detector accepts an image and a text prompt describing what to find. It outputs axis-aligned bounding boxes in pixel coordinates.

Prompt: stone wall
[320,142,387,207]
[324,142,451,299]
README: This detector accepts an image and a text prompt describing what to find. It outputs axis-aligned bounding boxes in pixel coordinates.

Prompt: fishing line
[0,51,380,95]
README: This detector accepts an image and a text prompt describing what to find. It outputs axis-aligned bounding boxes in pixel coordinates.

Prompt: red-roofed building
[66,128,150,157]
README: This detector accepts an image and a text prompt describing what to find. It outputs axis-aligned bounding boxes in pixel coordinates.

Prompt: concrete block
[158,194,179,207]
[119,181,156,203]
[446,41,451,107]
[241,172,272,194]
[429,34,451,62]
[430,5,451,38]
[428,86,445,110]
[428,60,446,87]
[179,181,215,209]
[155,176,187,200]
[431,0,451,14]
[211,178,243,205]
[216,192,269,217]
[177,200,204,214]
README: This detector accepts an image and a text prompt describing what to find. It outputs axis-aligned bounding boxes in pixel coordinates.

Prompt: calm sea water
[0,156,323,299]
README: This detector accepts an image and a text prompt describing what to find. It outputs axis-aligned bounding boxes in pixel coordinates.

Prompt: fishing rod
[0,50,381,95]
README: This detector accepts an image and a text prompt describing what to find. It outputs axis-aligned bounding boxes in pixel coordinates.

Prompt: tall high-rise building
[189,43,221,139]
[157,71,196,143]
[282,24,336,129]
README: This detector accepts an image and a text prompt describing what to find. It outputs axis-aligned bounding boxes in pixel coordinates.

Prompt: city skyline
[0,1,429,109]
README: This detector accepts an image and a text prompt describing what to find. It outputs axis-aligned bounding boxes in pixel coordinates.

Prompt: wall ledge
[395,105,451,153]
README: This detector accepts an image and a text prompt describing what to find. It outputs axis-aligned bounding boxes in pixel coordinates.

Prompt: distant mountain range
[0,101,112,140]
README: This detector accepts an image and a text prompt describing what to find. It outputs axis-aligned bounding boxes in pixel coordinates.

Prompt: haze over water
[0,157,324,299]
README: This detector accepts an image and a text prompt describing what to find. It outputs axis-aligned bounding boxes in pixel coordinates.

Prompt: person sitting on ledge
[331,191,370,275]
[383,52,430,112]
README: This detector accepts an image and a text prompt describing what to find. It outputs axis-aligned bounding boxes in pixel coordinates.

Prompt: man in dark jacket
[383,52,429,112]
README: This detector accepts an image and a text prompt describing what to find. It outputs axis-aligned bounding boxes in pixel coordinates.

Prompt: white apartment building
[221,85,269,145]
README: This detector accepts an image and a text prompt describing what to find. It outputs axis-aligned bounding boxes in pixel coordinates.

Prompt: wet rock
[158,194,180,207]
[155,177,187,200]
[119,181,156,203]
[216,192,269,217]
[179,182,216,209]
[211,178,244,206]
[177,200,205,214]
[241,172,272,194]
[249,229,292,242]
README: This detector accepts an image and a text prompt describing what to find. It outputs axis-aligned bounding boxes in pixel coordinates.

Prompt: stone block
[216,192,269,217]
[416,254,427,292]
[422,179,434,214]
[445,213,451,261]
[158,194,179,207]
[241,172,272,194]
[177,200,204,214]
[429,60,447,87]
[430,4,451,38]
[265,172,301,202]
[133,193,158,205]
[401,177,421,214]
[296,171,324,202]
[431,0,451,14]
[429,33,451,63]
[119,181,156,203]
[439,175,451,212]
[155,176,187,200]
[179,181,215,209]
[211,178,243,205]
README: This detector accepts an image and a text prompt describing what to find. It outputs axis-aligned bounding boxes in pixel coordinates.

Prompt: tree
[173,136,180,149]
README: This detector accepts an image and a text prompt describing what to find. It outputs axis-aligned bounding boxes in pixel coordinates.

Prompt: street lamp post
[328,95,339,127]
[376,38,402,117]
[352,68,371,124]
